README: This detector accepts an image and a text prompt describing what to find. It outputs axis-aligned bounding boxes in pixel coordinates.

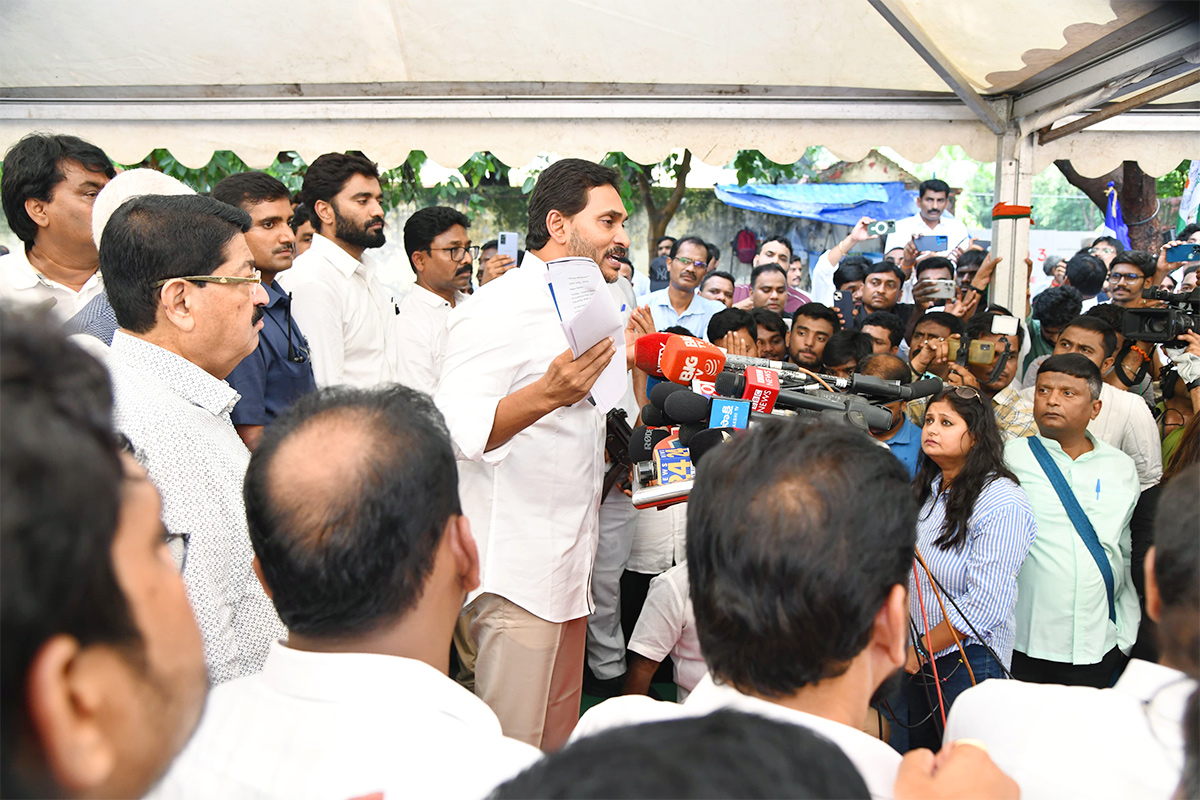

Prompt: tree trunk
[1054,159,1160,251]
[637,150,692,264]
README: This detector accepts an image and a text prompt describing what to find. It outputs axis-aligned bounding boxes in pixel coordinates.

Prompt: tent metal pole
[991,127,1034,318]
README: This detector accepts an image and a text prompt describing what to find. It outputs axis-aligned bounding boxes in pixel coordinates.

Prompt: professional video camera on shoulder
[1125,286,1200,346]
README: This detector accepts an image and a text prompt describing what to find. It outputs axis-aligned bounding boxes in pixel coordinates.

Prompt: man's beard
[334,205,385,250]
[568,231,625,284]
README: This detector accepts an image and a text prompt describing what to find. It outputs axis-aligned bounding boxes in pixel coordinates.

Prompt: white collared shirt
[435,252,606,623]
[628,563,706,702]
[106,333,286,684]
[573,674,901,800]
[883,212,971,255]
[945,659,1194,800]
[0,249,104,321]
[394,284,471,396]
[279,233,396,388]
[148,641,540,800]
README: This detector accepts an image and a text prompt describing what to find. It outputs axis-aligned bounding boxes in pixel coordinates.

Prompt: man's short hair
[699,270,734,292]
[211,171,291,212]
[480,238,499,252]
[792,302,841,333]
[1179,223,1200,241]
[750,263,787,288]
[493,709,870,800]
[821,329,873,369]
[656,235,676,248]
[1083,302,1125,335]
[1,133,115,246]
[858,311,904,347]
[915,255,955,278]
[833,255,871,289]
[757,236,793,260]
[705,241,719,262]
[1031,285,1084,328]
[1038,352,1103,400]
[1091,235,1123,253]
[1110,249,1156,279]
[403,206,470,267]
[525,159,622,251]
[662,325,693,336]
[686,421,916,696]
[856,353,911,384]
[299,152,380,232]
[100,194,251,334]
[243,385,462,638]
[707,308,757,343]
[865,261,906,283]
[918,178,950,197]
[967,307,1025,350]
[749,307,787,339]
[1064,253,1108,297]
[1153,464,1200,671]
[1062,315,1117,359]
[911,310,962,341]
[289,203,314,233]
[956,249,988,271]
[668,235,707,261]
[1,308,137,791]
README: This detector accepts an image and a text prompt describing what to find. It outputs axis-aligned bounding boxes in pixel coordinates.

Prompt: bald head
[244,385,461,639]
[856,353,911,385]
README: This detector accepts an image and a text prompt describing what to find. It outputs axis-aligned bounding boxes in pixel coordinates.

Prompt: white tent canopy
[2,0,1197,311]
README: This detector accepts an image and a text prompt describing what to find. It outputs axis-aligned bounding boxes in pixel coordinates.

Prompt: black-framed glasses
[164,532,191,574]
[673,256,708,269]
[425,246,480,263]
[153,270,262,289]
[1107,272,1144,284]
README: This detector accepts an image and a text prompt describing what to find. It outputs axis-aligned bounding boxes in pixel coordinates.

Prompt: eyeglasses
[1107,272,1143,284]
[153,270,262,288]
[942,386,983,403]
[425,246,480,263]
[164,531,190,574]
[673,256,708,269]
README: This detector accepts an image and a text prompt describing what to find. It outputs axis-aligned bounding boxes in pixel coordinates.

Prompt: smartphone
[926,279,957,301]
[913,235,949,252]
[867,220,896,237]
[1166,243,1200,263]
[497,231,519,264]
[973,239,991,250]
[832,290,857,327]
[947,339,996,365]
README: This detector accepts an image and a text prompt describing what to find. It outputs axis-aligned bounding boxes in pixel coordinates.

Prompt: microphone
[713,367,780,414]
[716,373,895,432]
[641,403,669,429]
[659,335,726,385]
[634,332,671,379]
[628,425,670,463]
[663,390,711,424]
[649,381,689,413]
[689,427,736,467]
[723,353,803,374]
[678,421,708,447]
[845,374,943,401]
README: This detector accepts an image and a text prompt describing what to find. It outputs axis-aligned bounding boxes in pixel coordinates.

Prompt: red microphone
[740,366,780,414]
[634,332,671,379]
[659,335,726,385]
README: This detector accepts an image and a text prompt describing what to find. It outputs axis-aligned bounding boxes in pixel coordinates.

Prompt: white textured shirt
[106,332,286,684]
[435,252,606,623]
[393,284,471,396]
[148,641,541,800]
[279,233,397,388]
[573,674,902,800]
[0,249,104,321]
[883,212,971,255]
[628,563,706,702]
[945,659,1194,800]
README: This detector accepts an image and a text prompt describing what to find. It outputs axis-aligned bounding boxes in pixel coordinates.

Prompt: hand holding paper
[545,257,628,412]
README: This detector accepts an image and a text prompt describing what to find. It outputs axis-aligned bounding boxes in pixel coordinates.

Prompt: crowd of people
[1,132,1198,799]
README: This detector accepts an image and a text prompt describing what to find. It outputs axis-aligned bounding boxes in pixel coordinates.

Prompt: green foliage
[1156,160,1190,198]
[728,149,819,186]
[117,149,308,195]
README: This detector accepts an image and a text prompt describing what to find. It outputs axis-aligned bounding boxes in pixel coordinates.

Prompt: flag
[1179,160,1200,232]
[1104,182,1131,249]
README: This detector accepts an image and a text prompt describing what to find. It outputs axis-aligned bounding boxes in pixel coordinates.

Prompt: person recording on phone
[893,385,1036,751]
[883,179,970,263]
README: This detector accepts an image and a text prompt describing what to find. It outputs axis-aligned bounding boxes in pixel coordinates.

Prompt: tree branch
[1054,159,1119,210]
[659,149,692,221]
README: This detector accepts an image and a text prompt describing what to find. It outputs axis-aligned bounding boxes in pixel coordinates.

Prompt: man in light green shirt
[1005,353,1140,688]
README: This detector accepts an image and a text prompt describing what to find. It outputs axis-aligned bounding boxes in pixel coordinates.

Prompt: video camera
[1125,286,1200,346]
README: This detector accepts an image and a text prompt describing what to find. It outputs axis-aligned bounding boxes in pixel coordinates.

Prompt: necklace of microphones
[627,332,944,510]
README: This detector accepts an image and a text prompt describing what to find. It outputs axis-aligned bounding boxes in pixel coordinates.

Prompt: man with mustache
[394,206,476,395]
[213,172,317,452]
[645,235,725,338]
[280,152,396,388]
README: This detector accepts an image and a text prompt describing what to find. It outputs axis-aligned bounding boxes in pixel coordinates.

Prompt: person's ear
[1089,398,1102,421]
[1145,546,1161,624]
[872,583,909,670]
[252,556,273,601]
[25,636,118,794]
[544,209,568,246]
[313,199,336,232]
[1101,354,1115,375]
[158,281,197,333]
[445,515,480,594]
[410,249,427,275]
[24,196,51,230]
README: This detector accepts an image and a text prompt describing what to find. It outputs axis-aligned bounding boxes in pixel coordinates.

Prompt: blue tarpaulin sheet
[714,181,917,226]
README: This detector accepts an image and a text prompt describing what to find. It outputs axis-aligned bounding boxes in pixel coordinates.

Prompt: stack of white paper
[545,257,627,412]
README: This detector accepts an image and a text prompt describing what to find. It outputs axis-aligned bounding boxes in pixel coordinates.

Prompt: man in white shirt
[573,421,919,800]
[945,464,1198,800]
[279,152,396,387]
[100,194,286,684]
[435,158,629,751]
[395,206,474,395]
[150,384,540,800]
[883,179,970,257]
[644,236,726,337]
[0,133,115,320]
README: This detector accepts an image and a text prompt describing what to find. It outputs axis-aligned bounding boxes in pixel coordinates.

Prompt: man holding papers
[435,159,635,751]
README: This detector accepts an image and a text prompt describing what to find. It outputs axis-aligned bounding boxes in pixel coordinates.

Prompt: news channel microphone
[715,371,895,432]
[659,335,726,385]
[633,332,671,379]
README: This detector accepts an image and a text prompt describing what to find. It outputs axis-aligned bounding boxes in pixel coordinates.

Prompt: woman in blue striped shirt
[902,385,1037,750]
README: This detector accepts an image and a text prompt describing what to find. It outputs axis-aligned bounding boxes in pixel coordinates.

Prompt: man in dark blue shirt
[213,172,316,450]
[857,353,923,478]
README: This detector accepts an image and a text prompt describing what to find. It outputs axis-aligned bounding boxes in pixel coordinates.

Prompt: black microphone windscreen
[678,421,708,447]
[641,403,666,428]
[628,425,671,462]
[905,377,944,401]
[649,381,688,411]
[713,371,745,398]
[663,390,711,424]
[688,427,735,467]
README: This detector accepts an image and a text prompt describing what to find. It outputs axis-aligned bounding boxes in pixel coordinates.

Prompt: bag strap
[1027,437,1116,623]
